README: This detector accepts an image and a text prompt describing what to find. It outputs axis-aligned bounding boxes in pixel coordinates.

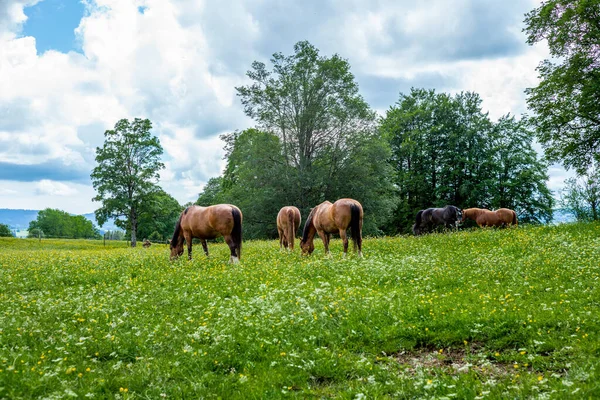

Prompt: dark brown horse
[462,207,518,228]
[300,198,363,257]
[277,206,301,251]
[412,205,462,235]
[170,204,243,263]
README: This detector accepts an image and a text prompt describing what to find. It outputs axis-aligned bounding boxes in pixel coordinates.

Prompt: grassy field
[0,223,599,399]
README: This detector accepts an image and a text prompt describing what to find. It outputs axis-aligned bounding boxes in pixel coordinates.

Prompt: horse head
[299,238,314,255]
[169,241,184,260]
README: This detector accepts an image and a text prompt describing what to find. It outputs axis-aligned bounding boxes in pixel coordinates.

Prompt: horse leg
[339,229,349,257]
[278,228,284,250]
[201,239,209,257]
[184,232,193,260]
[224,235,239,264]
[317,230,330,256]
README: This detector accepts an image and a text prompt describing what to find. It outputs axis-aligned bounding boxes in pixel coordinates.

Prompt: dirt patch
[394,345,514,377]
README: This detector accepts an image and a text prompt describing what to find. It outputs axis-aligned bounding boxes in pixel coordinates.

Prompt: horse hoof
[230,256,240,264]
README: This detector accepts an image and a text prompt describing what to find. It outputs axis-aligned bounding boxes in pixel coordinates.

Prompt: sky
[0,0,575,214]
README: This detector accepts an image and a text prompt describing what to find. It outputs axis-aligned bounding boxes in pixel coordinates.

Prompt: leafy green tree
[91,118,164,247]
[236,41,379,211]
[489,115,554,223]
[216,129,288,238]
[27,208,100,239]
[196,177,227,206]
[0,223,13,237]
[382,89,554,232]
[561,170,600,221]
[382,89,494,230]
[525,0,600,173]
[136,189,182,242]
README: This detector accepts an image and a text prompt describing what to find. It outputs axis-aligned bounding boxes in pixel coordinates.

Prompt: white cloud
[0,179,96,214]
[34,179,78,196]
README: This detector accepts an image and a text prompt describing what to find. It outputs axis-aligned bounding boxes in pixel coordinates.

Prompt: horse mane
[301,207,316,242]
[170,212,184,248]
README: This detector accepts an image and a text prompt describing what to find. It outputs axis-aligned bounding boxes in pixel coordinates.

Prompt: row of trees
[196,42,553,237]
[382,89,553,230]
[27,208,100,239]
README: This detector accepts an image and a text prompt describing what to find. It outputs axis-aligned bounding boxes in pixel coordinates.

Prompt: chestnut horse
[277,206,301,251]
[300,198,363,257]
[170,204,243,263]
[462,207,518,228]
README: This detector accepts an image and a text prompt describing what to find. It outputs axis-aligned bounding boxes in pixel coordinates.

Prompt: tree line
[87,0,599,245]
[196,42,553,238]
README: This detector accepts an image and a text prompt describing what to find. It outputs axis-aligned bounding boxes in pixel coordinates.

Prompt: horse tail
[231,207,243,259]
[512,211,518,226]
[287,208,296,250]
[350,203,362,246]
[170,211,184,248]
[413,210,423,235]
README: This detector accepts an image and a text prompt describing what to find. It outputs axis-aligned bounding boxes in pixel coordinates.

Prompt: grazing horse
[170,204,243,263]
[277,206,301,251]
[300,198,363,257]
[412,205,462,235]
[461,207,518,228]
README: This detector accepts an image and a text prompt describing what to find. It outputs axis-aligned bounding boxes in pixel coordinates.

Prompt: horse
[412,205,462,235]
[277,206,301,251]
[300,198,363,257]
[170,204,243,263]
[461,207,518,228]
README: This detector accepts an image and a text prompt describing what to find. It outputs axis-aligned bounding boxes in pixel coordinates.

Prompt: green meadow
[0,223,599,399]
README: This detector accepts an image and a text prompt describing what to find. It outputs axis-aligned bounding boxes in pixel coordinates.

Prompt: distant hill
[0,209,121,234]
[0,209,39,229]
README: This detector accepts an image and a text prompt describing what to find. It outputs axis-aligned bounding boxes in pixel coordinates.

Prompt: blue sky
[22,0,85,53]
[0,0,573,214]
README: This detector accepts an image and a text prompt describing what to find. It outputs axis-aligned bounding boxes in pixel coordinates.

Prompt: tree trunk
[130,208,137,247]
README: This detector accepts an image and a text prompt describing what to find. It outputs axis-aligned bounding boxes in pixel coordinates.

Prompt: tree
[91,118,164,247]
[236,41,378,211]
[136,189,182,242]
[215,129,289,238]
[382,89,554,232]
[196,177,227,206]
[524,1,600,174]
[561,169,600,221]
[489,115,554,223]
[27,208,100,239]
[0,223,13,237]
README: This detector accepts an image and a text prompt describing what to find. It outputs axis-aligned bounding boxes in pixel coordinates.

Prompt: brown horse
[170,204,243,263]
[277,206,301,251]
[462,207,518,228]
[300,198,363,257]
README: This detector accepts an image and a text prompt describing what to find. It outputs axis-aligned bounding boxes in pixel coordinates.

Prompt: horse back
[183,204,238,239]
[278,206,301,229]
[330,198,363,232]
